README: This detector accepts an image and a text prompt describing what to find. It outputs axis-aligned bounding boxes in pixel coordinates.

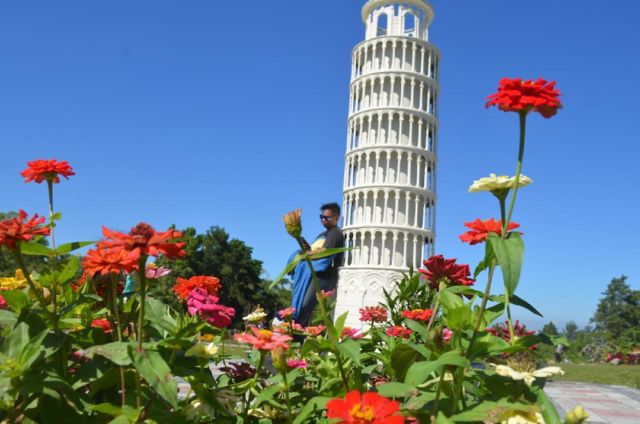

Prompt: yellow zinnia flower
[0,269,28,291]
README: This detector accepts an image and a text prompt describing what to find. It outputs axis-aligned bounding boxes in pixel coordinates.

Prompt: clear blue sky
[1,1,638,330]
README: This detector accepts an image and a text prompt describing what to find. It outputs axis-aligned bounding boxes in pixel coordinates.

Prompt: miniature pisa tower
[336,0,439,327]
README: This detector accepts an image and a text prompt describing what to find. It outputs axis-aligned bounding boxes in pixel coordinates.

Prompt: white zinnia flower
[243,307,267,323]
[501,411,545,424]
[469,173,532,193]
[186,342,218,359]
[493,364,564,386]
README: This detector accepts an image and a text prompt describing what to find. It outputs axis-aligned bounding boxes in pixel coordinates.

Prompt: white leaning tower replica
[335,0,439,327]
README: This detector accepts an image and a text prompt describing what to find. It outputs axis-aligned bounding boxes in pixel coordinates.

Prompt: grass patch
[554,363,640,389]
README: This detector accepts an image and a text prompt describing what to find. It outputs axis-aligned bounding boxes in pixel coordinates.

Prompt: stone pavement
[545,381,640,424]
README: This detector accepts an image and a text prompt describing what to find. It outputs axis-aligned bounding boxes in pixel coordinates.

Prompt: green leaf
[337,339,361,364]
[487,233,524,296]
[438,288,464,309]
[511,294,543,317]
[377,382,417,398]
[474,241,495,279]
[270,254,304,289]
[1,290,29,313]
[20,242,54,256]
[144,296,177,334]
[445,304,473,331]
[85,342,133,366]
[292,396,329,424]
[50,212,63,221]
[333,311,349,339]
[405,351,470,386]
[255,383,282,405]
[128,345,178,408]
[535,387,562,424]
[306,246,350,260]
[57,256,80,285]
[404,319,429,340]
[390,343,419,381]
[450,399,534,422]
[55,241,95,255]
[90,403,122,416]
[0,310,17,327]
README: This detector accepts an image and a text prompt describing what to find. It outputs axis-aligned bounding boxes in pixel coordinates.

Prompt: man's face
[319,209,338,229]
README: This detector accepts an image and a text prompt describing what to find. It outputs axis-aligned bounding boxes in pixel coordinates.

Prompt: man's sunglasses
[319,215,335,221]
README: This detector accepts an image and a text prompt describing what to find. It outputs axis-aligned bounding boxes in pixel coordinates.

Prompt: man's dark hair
[320,202,341,216]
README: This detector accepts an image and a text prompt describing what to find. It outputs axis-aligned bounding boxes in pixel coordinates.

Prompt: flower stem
[136,256,148,351]
[280,368,293,424]
[430,370,447,418]
[13,250,49,313]
[244,351,266,420]
[110,274,127,406]
[466,263,496,356]
[46,181,60,330]
[503,111,527,234]
[426,299,440,331]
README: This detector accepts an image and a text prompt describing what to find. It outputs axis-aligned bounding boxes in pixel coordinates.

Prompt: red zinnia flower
[419,255,474,291]
[385,326,413,339]
[487,320,537,351]
[326,391,403,424]
[83,247,139,277]
[233,327,292,351]
[21,159,75,184]
[459,218,521,245]
[91,319,112,334]
[402,309,433,321]
[486,78,562,118]
[0,210,51,251]
[0,294,7,310]
[101,223,186,259]
[173,275,221,300]
[359,306,388,323]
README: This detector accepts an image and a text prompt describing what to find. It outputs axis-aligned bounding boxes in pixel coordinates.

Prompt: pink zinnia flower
[359,306,388,323]
[442,328,453,343]
[278,307,296,319]
[186,287,235,328]
[233,327,293,351]
[286,359,307,369]
[385,326,413,339]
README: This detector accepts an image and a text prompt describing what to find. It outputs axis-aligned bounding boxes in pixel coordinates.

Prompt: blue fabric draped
[288,251,333,320]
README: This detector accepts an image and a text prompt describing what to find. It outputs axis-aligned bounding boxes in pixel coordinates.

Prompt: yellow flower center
[348,403,375,423]
[257,330,273,341]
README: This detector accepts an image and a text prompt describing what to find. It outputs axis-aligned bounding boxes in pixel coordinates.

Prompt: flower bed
[0,79,589,423]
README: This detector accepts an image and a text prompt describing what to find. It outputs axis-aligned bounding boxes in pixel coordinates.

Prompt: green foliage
[592,275,640,344]
[541,321,559,336]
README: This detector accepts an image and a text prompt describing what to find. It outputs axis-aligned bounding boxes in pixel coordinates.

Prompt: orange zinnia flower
[385,325,413,339]
[173,275,221,300]
[486,78,562,118]
[21,159,75,184]
[83,247,139,277]
[0,210,51,251]
[326,391,404,424]
[233,327,292,351]
[101,222,186,259]
[402,308,433,321]
[459,218,521,245]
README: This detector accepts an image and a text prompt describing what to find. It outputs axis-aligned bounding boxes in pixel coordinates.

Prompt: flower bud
[283,209,302,240]
[271,347,287,372]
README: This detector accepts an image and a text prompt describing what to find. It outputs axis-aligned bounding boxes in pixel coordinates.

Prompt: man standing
[296,203,344,327]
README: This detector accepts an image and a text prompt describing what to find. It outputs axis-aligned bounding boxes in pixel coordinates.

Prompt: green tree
[151,226,290,325]
[564,321,578,341]
[592,275,640,344]
[0,211,49,277]
[541,321,559,336]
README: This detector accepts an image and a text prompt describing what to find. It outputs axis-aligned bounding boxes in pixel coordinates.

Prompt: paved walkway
[546,381,640,424]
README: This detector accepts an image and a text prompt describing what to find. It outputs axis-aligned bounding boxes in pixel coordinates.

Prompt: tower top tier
[362,0,434,41]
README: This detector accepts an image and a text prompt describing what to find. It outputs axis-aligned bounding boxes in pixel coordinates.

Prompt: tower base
[335,268,405,329]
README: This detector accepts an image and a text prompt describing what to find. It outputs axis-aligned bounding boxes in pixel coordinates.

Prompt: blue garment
[123,274,136,296]
[288,251,332,321]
